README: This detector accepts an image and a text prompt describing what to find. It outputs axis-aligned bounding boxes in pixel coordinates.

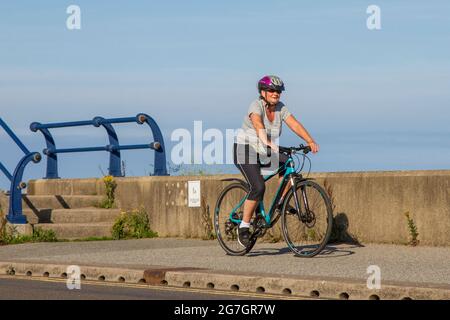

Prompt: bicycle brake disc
[303,210,316,228]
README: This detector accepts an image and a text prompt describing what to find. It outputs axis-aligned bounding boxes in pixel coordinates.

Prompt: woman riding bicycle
[233,75,319,247]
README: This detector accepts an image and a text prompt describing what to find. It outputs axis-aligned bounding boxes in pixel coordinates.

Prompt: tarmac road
[0,275,278,300]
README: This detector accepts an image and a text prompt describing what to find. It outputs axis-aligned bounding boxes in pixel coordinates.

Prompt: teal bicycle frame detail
[229,157,296,225]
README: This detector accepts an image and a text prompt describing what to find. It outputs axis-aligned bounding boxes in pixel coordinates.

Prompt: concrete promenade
[0,238,449,300]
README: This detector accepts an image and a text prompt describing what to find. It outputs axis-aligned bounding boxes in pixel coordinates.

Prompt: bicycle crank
[251,215,268,238]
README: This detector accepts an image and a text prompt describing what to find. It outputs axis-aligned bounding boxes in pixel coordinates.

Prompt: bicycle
[214,144,333,257]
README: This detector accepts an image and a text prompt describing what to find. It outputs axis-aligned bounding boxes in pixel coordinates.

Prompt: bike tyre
[214,183,257,256]
[281,179,333,258]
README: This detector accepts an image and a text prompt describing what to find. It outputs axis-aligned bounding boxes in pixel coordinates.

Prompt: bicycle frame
[229,156,298,227]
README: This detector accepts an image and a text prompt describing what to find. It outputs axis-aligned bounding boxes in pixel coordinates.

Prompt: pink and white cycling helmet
[257,75,285,93]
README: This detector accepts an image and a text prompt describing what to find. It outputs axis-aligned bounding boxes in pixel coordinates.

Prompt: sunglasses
[266,89,282,94]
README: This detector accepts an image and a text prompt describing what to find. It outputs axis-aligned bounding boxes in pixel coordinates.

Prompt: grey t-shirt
[235,98,292,154]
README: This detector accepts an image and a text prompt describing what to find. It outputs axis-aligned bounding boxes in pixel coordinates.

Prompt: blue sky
[1,1,449,189]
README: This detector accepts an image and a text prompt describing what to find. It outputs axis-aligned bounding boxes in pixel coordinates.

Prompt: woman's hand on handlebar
[307,140,319,153]
[269,143,279,153]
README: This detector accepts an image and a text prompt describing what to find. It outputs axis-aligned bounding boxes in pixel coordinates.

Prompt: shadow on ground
[246,212,364,258]
[247,243,360,258]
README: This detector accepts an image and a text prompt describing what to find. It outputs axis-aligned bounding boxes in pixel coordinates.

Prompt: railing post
[7,152,41,224]
[30,122,59,179]
[93,117,122,177]
[137,113,168,176]
[1,117,41,224]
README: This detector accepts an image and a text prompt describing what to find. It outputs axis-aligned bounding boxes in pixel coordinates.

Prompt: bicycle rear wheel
[214,182,257,255]
[281,179,333,257]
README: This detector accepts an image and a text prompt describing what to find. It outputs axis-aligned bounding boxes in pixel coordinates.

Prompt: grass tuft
[111,207,158,240]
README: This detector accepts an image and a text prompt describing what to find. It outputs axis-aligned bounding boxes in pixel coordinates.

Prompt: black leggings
[233,143,288,202]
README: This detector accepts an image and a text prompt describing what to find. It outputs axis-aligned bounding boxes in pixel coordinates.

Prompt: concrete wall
[0,192,7,218]
[27,170,450,246]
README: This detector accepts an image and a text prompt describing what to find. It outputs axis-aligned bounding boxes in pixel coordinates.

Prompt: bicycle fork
[290,177,311,222]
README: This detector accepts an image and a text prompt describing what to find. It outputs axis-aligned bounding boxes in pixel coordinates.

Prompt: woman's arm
[285,115,319,153]
[250,113,279,152]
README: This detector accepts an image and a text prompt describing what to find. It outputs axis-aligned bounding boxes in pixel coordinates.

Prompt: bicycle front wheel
[214,182,257,256]
[281,179,333,257]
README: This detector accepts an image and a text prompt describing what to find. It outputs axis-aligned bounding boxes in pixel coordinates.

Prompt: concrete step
[28,178,104,196]
[22,195,104,210]
[24,208,121,224]
[33,222,114,240]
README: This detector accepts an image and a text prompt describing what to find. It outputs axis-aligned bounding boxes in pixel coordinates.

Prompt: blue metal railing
[0,118,41,224]
[30,113,168,178]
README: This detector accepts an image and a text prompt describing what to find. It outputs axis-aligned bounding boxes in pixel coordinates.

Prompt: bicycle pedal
[252,227,267,239]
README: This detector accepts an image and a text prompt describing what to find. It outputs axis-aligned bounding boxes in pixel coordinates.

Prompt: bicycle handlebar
[277,144,311,155]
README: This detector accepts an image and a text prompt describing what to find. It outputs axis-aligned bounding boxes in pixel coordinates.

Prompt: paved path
[0,238,449,285]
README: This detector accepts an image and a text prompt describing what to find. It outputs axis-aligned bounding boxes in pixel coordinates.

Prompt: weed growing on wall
[112,207,158,240]
[201,199,216,240]
[99,175,117,209]
[404,211,419,246]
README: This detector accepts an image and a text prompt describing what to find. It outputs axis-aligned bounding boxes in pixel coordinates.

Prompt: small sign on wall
[188,180,201,207]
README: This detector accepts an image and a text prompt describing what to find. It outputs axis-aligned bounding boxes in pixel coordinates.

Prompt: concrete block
[33,222,114,240]
[5,222,33,237]
[25,208,121,224]
[22,195,103,210]
[0,262,146,284]
[163,270,450,300]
